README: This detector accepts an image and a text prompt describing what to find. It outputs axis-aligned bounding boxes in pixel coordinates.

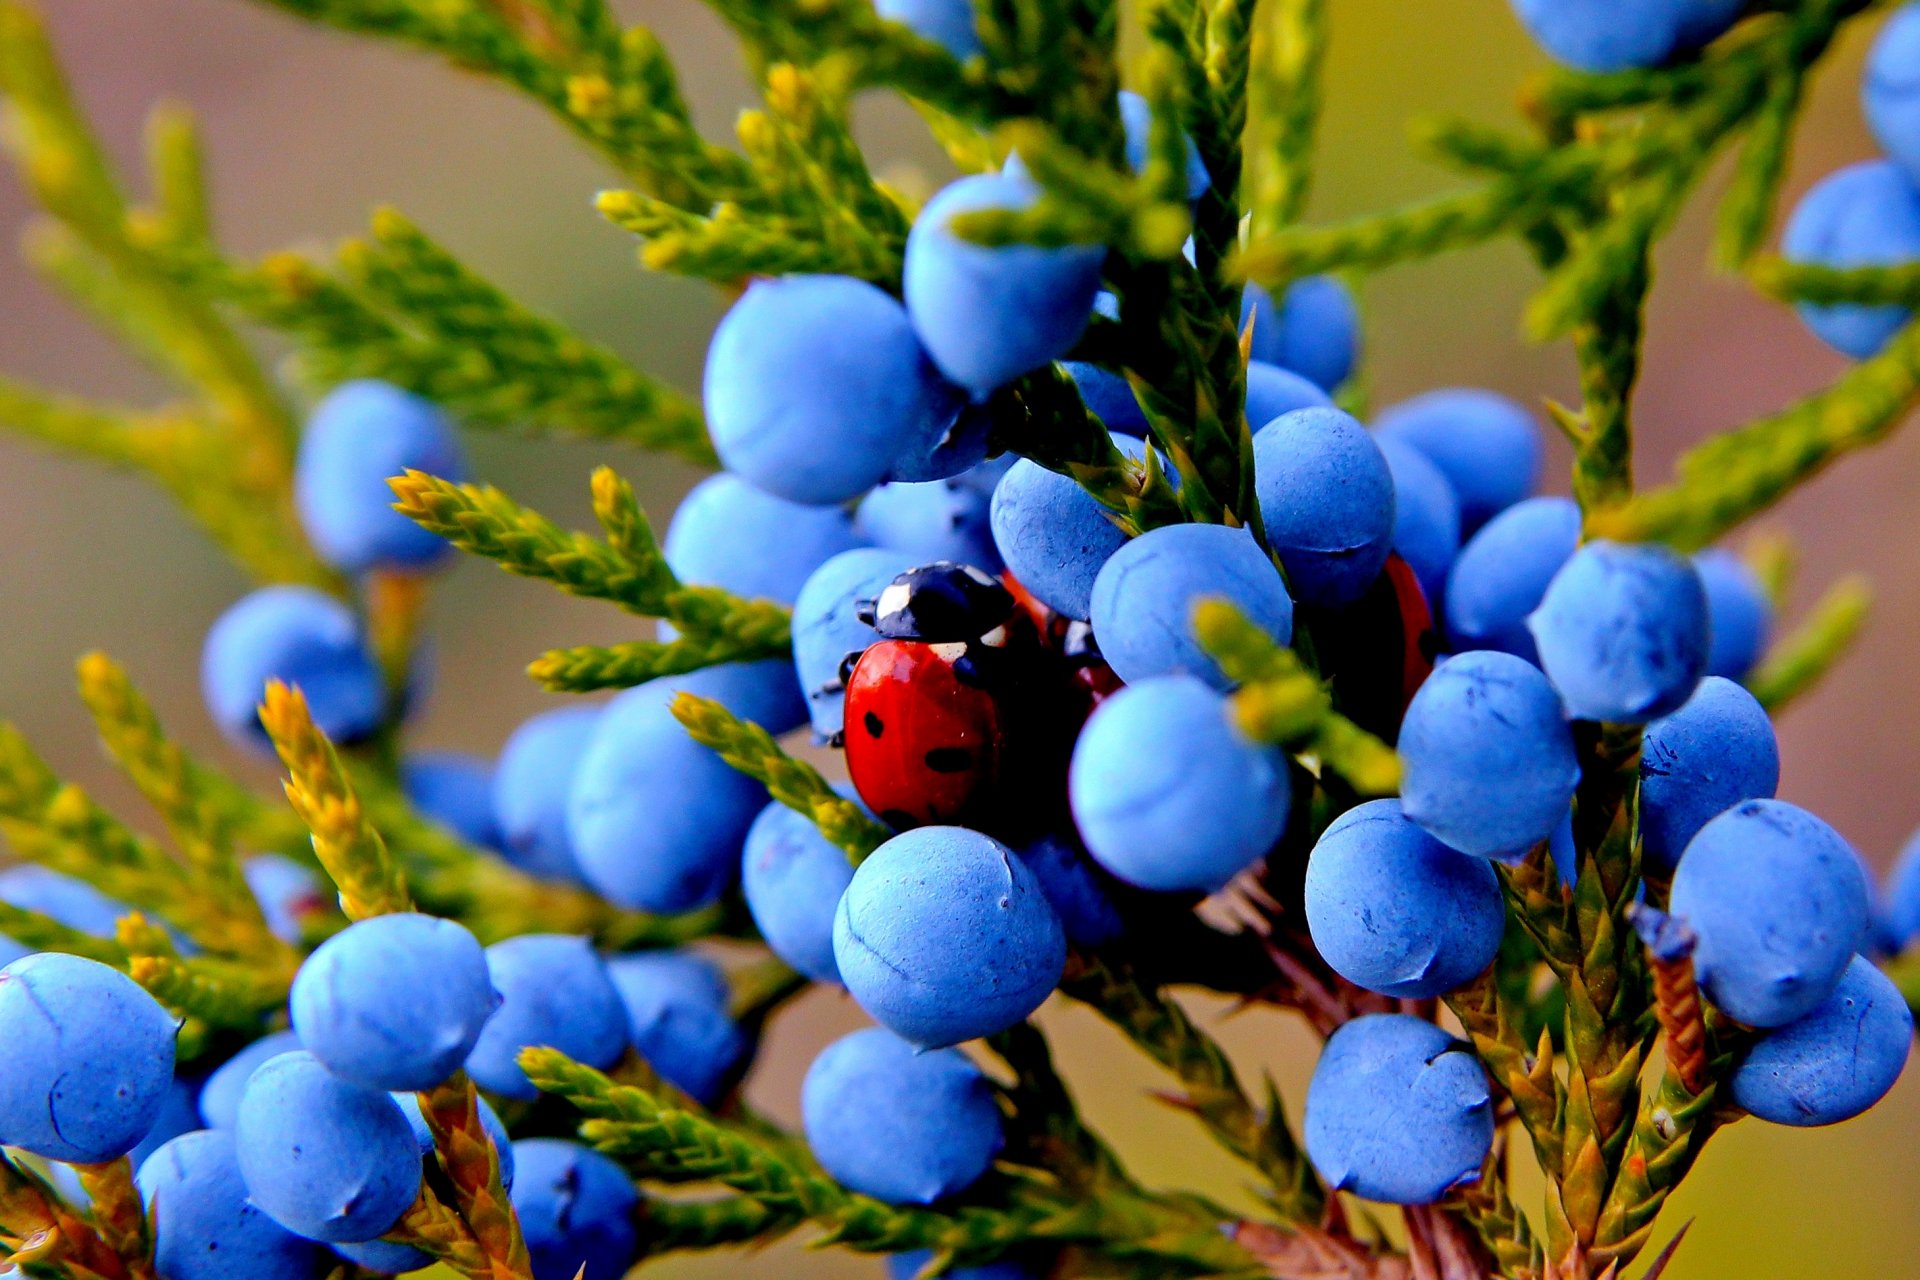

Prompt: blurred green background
[3,2,1918,1275]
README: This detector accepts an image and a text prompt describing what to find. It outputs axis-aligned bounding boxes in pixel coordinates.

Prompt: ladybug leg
[854,596,878,627]
[835,650,863,685]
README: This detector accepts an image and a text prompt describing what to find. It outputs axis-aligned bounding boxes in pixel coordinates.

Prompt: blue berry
[1088,522,1292,689]
[742,799,858,982]
[706,276,964,504]
[493,705,600,881]
[875,0,983,60]
[567,661,804,913]
[295,380,465,575]
[1670,799,1871,1027]
[1070,674,1292,892]
[1399,650,1579,860]
[891,1252,1042,1280]
[1730,955,1912,1126]
[1867,5,1920,187]
[792,547,918,740]
[199,1030,302,1130]
[1239,277,1360,392]
[233,1051,421,1243]
[403,752,501,849]
[1443,496,1580,664]
[834,826,1066,1048]
[1781,160,1920,358]
[0,933,29,969]
[1529,540,1710,723]
[904,173,1105,397]
[510,1139,640,1280]
[1884,826,1920,951]
[290,913,498,1091]
[893,401,995,483]
[1304,800,1506,999]
[1639,677,1779,873]
[0,953,178,1162]
[136,1130,323,1280]
[331,1240,431,1276]
[1117,90,1211,201]
[1244,360,1332,430]
[605,951,746,1105]
[989,455,1131,619]
[1692,548,1773,682]
[1372,388,1542,533]
[129,1074,203,1174]
[664,473,868,605]
[1014,832,1126,948]
[1374,436,1462,610]
[1064,361,1150,436]
[1509,0,1743,71]
[243,855,325,945]
[464,935,629,1099]
[802,1027,1003,1204]
[1253,407,1395,608]
[201,586,384,749]
[856,479,1002,573]
[0,863,131,936]
[1304,1014,1493,1205]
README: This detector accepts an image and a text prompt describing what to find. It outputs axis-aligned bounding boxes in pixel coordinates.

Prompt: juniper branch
[1748,575,1872,711]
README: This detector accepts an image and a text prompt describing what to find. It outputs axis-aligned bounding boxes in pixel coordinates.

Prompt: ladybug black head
[859,562,1014,642]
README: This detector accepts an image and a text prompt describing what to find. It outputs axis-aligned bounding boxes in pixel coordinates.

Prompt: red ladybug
[1298,553,1437,741]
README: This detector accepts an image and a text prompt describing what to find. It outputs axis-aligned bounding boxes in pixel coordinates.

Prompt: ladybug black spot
[924,747,974,773]
[863,711,884,739]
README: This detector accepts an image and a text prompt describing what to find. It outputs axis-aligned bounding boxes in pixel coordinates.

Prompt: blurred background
[2,2,1915,1275]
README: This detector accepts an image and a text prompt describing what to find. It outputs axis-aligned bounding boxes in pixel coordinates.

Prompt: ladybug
[843,563,1065,832]
[1003,574,1123,716]
[1298,553,1438,741]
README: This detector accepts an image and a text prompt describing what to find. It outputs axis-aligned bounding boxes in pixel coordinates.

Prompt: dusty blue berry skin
[464,935,630,1100]
[295,380,464,575]
[875,0,983,59]
[989,455,1131,619]
[492,705,599,882]
[1443,497,1580,664]
[605,951,746,1105]
[1070,675,1293,892]
[0,953,178,1163]
[131,1077,204,1173]
[742,800,857,982]
[568,662,804,913]
[706,276,962,504]
[1671,799,1871,1027]
[290,913,499,1092]
[1252,407,1396,608]
[330,1240,432,1275]
[1304,1015,1493,1205]
[834,827,1066,1048]
[664,473,868,606]
[1304,800,1505,999]
[1529,540,1710,723]
[1015,833,1126,948]
[510,1140,640,1280]
[791,547,918,741]
[1117,90,1212,200]
[1730,955,1912,1126]
[243,855,324,945]
[1638,677,1780,873]
[1064,361,1150,435]
[201,586,384,750]
[1692,548,1773,682]
[1867,5,1920,185]
[0,863,130,936]
[1373,389,1542,534]
[802,1028,1004,1205]
[1400,651,1579,860]
[856,479,1002,574]
[1239,277,1359,392]
[1885,827,1920,950]
[1374,437,1462,609]
[137,1130,323,1280]
[199,1031,301,1130]
[1089,523,1293,689]
[1781,160,1920,357]
[890,1252,1041,1280]
[1244,360,1333,429]
[904,173,1105,397]
[403,752,501,850]
[1509,0,1743,71]
[233,1051,421,1243]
